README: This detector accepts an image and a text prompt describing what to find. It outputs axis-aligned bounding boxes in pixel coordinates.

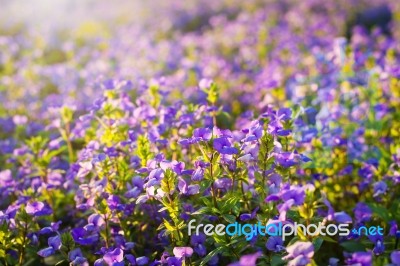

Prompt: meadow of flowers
[0,0,400,265]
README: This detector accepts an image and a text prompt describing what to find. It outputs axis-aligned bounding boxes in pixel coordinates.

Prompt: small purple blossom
[37,235,61,258]
[71,227,98,245]
[25,202,53,217]
[69,248,88,265]
[228,251,262,266]
[391,251,400,265]
[346,252,372,266]
[334,212,353,223]
[266,236,285,252]
[103,248,124,266]
[173,247,193,258]
[191,233,206,256]
[354,203,372,223]
[213,137,238,155]
[283,241,314,266]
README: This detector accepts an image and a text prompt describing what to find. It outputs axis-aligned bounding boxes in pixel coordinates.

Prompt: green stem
[65,123,75,163]
[18,223,28,266]
[104,215,110,248]
[209,153,218,209]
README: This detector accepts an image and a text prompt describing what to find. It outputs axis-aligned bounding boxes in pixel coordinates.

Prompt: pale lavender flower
[173,247,193,258]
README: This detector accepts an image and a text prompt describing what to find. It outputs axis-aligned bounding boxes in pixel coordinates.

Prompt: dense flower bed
[0,0,400,265]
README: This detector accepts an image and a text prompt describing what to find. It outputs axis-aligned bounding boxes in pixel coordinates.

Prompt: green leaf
[221,195,240,213]
[212,233,227,245]
[136,135,152,166]
[222,214,236,224]
[60,106,74,124]
[61,232,75,251]
[340,241,366,252]
[320,235,337,243]
[0,248,5,259]
[199,246,224,266]
[366,203,391,222]
[163,219,176,233]
[192,207,212,215]
[271,255,285,266]
[55,260,66,266]
[312,237,324,252]
[149,85,161,107]
[204,83,219,105]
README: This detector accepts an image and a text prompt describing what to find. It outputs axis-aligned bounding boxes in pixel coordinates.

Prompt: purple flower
[94,259,105,266]
[37,235,62,258]
[69,248,88,265]
[322,196,334,221]
[0,170,14,194]
[125,176,144,198]
[190,233,206,256]
[238,154,254,162]
[283,241,314,266]
[281,187,305,206]
[339,165,353,176]
[266,236,285,252]
[136,256,149,265]
[107,195,123,211]
[25,201,53,217]
[173,247,193,258]
[354,203,372,223]
[179,127,212,146]
[242,121,263,142]
[199,79,213,90]
[178,177,200,195]
[193,128,212,142]
[346,252,372,266]
[161,160,185,175]
[265,194,280,202]
[48,235,62,250]
[373,181,387,197]
[334,212,353,223]
[191,161,209,181]
[148,168,164,181]
[71,227,98,245]
[166,257,182,266]
[391,251,400,265]
[92,153,107,163]
[389,221,398,236]
[86,214,105,230]
[277,199,295,221]
[13,115,28,125]
[240,207,259,221]
[300,128,318,143]
[228,251,262,266]
[374,103,389,119]
[39,221,62,235]
[329,257,339,266]
[369,234,385,255]
[77,161,93,178]
[213,137,238,155]
[191,167,205,181]
[277,108,292,121]
[37,247,56,258]
[214,178,233,190]
[125,254,136,265]
[268,120,289,136]
[275,152,299,167]
[104,147,118,157]
[103,248,124,266]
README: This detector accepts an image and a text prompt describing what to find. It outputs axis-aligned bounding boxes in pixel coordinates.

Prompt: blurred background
[0,0,399,119]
